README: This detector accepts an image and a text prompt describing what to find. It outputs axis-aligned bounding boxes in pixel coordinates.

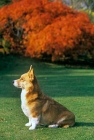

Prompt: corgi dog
[13,65,75,130]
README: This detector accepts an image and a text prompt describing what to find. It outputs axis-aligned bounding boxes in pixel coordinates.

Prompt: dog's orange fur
[13,66,75,130]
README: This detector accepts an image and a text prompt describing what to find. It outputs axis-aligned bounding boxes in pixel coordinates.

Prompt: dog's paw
[48,124,58,128]
[25,123,32,127]
[29,126,36,130]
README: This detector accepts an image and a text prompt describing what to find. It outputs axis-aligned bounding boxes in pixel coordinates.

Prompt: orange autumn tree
[0,0,94,62]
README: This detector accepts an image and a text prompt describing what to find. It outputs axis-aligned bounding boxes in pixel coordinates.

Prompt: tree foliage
[0,0,94,62]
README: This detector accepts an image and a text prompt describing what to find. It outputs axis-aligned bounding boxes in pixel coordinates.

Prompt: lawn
[0,54,94,140]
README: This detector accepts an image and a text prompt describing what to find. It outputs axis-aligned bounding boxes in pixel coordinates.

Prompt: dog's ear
[28,65,34,80]
[30,65,33,71]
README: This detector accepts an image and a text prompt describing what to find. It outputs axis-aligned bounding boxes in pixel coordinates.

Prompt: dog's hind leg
[48,117,66,128]
[48,124,58,128]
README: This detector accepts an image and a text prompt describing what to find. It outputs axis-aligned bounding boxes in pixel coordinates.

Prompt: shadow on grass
[76,122,94,127]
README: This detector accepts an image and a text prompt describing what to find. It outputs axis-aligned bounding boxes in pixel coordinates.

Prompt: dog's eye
[20,78,24,81]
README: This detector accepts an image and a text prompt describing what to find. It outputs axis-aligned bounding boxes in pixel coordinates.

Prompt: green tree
[62,0,94,11]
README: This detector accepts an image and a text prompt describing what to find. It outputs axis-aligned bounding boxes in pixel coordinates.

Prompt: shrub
[0,0,94,62]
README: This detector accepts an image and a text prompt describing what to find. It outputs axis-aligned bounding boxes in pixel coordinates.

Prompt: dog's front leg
[25,117,32,127]
[29,117,40,130]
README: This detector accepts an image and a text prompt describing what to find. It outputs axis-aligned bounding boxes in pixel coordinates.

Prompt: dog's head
[13,65,34,90]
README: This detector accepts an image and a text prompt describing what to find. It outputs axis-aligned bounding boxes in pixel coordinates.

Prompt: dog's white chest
[21,89,30,117]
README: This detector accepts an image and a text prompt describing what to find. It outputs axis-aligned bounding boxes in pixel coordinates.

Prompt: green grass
[0,54,94,140]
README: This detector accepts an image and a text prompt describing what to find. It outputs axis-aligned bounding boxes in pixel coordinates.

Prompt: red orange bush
[0,0,94,62]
